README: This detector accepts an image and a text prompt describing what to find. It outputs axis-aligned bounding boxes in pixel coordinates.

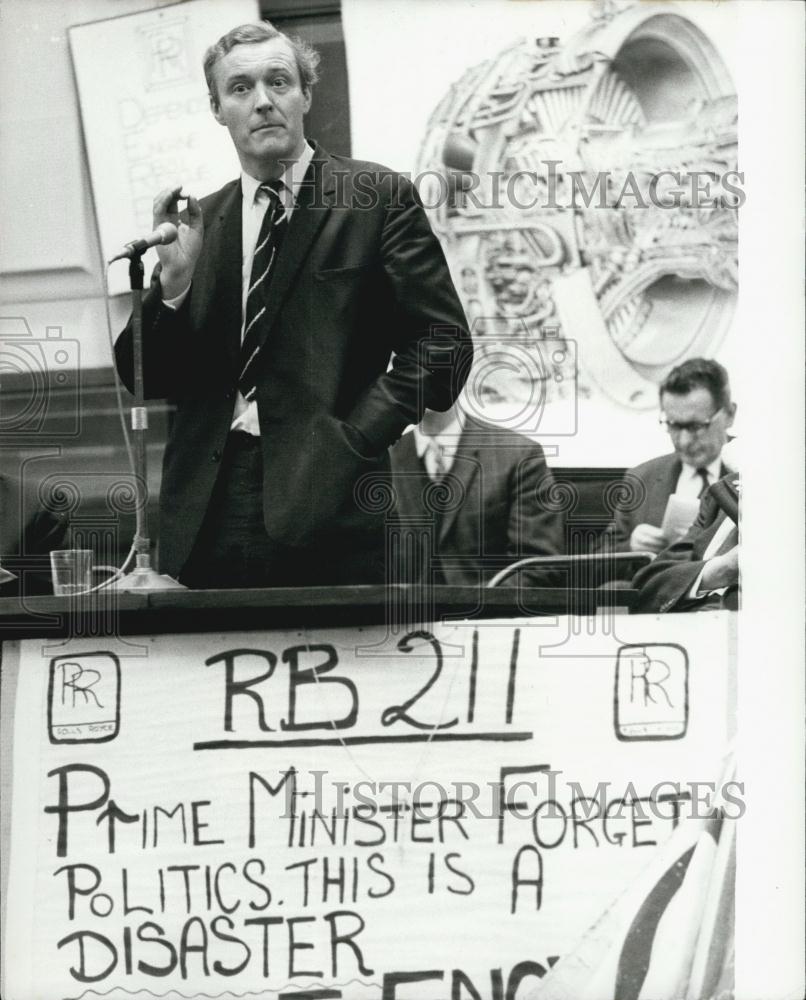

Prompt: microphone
[108,222,178,263]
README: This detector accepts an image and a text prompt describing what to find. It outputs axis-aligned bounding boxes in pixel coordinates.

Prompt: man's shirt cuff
[689,565,728,600]
[162,284,191,310]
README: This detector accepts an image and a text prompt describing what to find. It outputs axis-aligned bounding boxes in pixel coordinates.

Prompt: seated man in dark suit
[0,473,68,596]
[390,400,563,586]
[632,473,739,612]
[607,358,736,553]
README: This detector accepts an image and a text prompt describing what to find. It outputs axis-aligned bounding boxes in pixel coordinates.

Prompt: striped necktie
[239,181,288,400]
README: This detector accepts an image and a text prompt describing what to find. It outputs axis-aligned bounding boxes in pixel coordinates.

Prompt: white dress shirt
[412,408,466,478]
[163,142,315,436]
[674,456,724,500]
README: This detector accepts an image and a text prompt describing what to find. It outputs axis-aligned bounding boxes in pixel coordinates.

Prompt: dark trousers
[180,432,387,589]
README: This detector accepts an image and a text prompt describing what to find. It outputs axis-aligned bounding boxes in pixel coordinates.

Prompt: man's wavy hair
[204,22,321,104]
[660,357,732,411]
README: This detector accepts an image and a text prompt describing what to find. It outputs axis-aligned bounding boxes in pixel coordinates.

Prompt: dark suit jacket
[115,145,472,580]
[632,473,740,613]
[607,453,728,551]
[390,418,563,586]
[0,473,68,596]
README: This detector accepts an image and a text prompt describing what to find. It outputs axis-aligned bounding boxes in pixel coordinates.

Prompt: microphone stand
[110,252,185,591]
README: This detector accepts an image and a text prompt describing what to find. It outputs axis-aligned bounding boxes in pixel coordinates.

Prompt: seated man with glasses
[604,358,737,553]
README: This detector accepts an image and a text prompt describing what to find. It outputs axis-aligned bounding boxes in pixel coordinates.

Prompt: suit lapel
[694,509,728,559]
[218,189,244,371]
[194,181,242,372]
[438,420,481,542]
[663,456,681,500]
[649,455,680,522]
[247,145,335,359]
[393,434,429,516]
[644,455,680,525]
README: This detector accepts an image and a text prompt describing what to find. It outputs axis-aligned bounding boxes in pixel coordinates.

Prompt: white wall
[0,0,175,369]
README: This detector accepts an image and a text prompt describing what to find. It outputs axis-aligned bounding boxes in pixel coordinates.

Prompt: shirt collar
[240,141,315,209]
[413,408,467,458]
[682,455,724,483]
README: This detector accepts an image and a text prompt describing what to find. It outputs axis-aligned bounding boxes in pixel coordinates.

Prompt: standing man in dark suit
[390,401,563,586]
[607,359,736,553]
[632,473,740,612]
[115,22,471,588]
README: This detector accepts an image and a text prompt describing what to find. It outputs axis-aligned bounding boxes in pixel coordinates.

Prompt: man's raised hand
[700,545,739,592]
[153,185,204,299]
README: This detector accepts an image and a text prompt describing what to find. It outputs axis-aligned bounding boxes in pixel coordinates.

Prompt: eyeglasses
[659,408,723,436]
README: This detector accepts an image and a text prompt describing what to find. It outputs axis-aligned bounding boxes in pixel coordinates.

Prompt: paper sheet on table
[661,494,701,541]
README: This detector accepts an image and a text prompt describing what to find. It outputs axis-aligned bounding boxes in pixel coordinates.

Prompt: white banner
[2,613,735,999]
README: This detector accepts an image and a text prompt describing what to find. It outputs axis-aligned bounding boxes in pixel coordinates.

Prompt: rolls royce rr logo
[47,652,121,744]
[614,643,688,740]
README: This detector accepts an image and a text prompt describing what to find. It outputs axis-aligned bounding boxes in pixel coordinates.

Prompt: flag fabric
[527,758,736,1000]
[686,808,736,1000]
